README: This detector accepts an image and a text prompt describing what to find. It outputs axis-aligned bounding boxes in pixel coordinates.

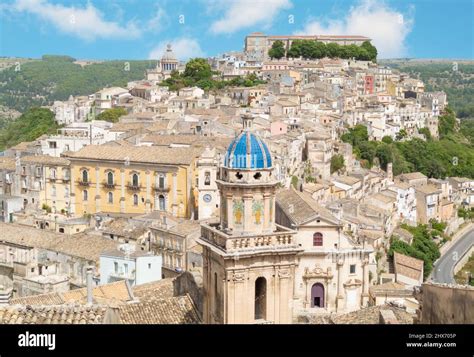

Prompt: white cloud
[295,0,414,58]
[146,7,166,32]
[209,0,292,34]
[148,38,205,61]
[12,0,141,41]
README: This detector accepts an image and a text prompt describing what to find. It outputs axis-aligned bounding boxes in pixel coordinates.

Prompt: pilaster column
[172,173,178,216]
[95,166,100,212]
[263,192,271,230]
[226,192,233,230]
[145,170,151,213]
[120,168,125,213]
[69,167,75,215]
[361,256,370,307]
[336,255,345,312]
[242,194,252,233]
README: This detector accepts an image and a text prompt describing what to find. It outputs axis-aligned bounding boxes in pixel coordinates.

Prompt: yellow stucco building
[64,145,201,218]
[21,155,72,214]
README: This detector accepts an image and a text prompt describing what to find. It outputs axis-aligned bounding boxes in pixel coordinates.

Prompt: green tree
[183,58,212,81]
[341,124,369,146]
[326,43,341,58]
[96,108,127,123]
[382,136,393,144]
[361,41,378,62]
[312,41,327,59]
[358,141,377,166]
[396,129,408,141]
[375,143,393,170]
[330,154,345,174]
[268,40,285,59]
[0,108,60,151]
[438,108,456,138]
[287,40,302,58]
[418,127,432,141]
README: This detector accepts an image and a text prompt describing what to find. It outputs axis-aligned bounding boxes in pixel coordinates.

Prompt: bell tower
[198,114,302,324]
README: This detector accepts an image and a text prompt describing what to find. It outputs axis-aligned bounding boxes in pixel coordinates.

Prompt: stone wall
[419,283,474,324]
[453,246,474,276]
[173,271,203,319]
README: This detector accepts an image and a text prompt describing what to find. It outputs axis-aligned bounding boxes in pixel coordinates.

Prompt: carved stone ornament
[278,269,290,279]
[232,272,246,282]
[303,265,334,280]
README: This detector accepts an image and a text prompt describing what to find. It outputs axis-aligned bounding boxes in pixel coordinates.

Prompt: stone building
[64,145,201,218]
[198,114,302,324]
[304,131,334,181]
[276,188,375,316]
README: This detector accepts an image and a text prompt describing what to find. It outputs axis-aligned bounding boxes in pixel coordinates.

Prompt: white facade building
[99,244,162,286]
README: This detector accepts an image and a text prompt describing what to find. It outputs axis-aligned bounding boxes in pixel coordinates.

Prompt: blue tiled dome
[224,131,272,169]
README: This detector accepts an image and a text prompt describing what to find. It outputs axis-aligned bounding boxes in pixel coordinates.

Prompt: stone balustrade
[201,223,296,253]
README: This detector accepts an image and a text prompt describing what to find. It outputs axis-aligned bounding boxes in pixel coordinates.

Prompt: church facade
[198,114,375,323]
[198,114,302,324]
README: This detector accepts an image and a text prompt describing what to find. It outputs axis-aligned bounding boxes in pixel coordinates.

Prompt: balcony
[62,175,70,182]
[200,222,299,254]
[102,181,116,189]
[109,270,135,280]
[153,184,170,192]
[126,182,141,191]
[78,180,90,187]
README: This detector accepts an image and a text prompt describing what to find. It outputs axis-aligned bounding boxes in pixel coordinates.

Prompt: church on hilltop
[146,44,180,83]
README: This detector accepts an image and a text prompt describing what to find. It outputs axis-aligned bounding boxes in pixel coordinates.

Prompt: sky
[0,0,472,60]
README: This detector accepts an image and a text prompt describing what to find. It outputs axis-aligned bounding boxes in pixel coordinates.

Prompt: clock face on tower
[203,194,212,203]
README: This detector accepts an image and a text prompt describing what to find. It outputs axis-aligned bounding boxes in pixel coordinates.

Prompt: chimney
[86,266,94,305]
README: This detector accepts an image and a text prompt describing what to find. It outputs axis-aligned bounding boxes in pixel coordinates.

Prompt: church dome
[224,129,272,170]
[161,44,177,62]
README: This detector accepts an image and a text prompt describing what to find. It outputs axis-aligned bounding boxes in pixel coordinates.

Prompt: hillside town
[0,33,472,325]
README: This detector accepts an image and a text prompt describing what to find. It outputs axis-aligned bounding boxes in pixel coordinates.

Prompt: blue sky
[0,0,472,60]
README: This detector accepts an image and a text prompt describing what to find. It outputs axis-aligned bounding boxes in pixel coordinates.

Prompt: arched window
[107,172,114,185]
[50,168,56,179]
[159,195,165,211]
[255,277,267,320]
[133,194,138,206]
[313,232,323,246]
[82,170,88,182]
[132,173,139,187]
[158,174,165,188]
[108,192,113,204]
[204,171,211,185]
[83,190,88,201]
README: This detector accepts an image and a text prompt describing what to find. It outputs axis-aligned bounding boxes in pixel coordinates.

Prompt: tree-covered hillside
[0,55,158,112]
[342,108,474,179]
[0,108,60,151]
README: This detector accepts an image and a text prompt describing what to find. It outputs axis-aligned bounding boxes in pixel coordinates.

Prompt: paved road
[432,227,474,283]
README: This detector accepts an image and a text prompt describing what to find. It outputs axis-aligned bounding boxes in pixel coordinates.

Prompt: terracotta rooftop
[330,305,414,324]
[276,188,339,226]
[118,294,200,324]
[64,145,202,166]
[0,304,108,324]
[0,223,119,262]
[394,252,424,281]
[9,280,133,306]
[21,155,70,166]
